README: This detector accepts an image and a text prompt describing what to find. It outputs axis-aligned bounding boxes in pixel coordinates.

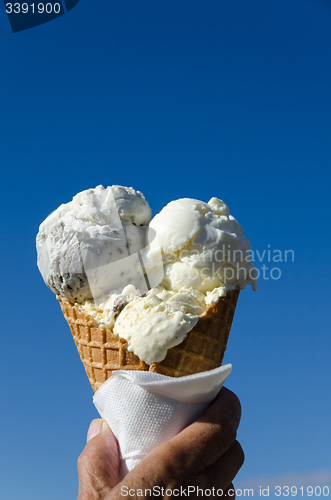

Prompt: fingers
[77,419,120,500]
[156,387,242,477]
[77,388,243,499]
[202,440,245,491]
[124,439,244,499]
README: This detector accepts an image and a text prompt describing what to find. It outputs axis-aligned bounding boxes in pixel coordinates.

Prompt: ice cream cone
[57,288,240,393]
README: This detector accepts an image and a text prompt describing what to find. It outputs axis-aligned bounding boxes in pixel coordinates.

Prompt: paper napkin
[93,364,232,479]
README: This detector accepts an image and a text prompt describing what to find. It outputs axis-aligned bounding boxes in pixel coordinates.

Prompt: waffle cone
[57,288,240,392]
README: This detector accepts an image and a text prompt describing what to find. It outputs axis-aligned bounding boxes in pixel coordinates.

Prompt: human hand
[77,387,244,499]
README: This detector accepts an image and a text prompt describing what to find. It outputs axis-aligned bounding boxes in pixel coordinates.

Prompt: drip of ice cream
[37,187,257,365]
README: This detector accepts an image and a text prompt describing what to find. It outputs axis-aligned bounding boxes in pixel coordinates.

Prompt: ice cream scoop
[36,185,152,303]
[147,197,257,296]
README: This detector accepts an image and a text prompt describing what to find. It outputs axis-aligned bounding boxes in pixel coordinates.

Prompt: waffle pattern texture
[58,288,240,392]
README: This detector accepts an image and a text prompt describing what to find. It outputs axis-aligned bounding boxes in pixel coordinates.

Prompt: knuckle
[77,447,90,472]
[231,440,245,469]
[77,450,86,471]
[217,425,236,454]
[219,412,238,447]
[223,388,242,422]
[232,393,242,419]
[207,411,239,459]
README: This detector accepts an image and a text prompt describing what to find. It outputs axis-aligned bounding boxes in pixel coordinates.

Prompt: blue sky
[0,1,330,498]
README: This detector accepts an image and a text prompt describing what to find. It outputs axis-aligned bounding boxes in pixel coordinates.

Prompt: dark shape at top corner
[63,0,80,12]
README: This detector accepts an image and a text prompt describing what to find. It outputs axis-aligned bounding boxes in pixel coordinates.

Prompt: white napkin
[93,364,232,479]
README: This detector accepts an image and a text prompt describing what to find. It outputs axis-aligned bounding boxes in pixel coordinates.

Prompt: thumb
[77,419,120,500]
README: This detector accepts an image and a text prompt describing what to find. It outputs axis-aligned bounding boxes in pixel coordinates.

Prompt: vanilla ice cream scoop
[36,185,152,303]
[148,197,257,296]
